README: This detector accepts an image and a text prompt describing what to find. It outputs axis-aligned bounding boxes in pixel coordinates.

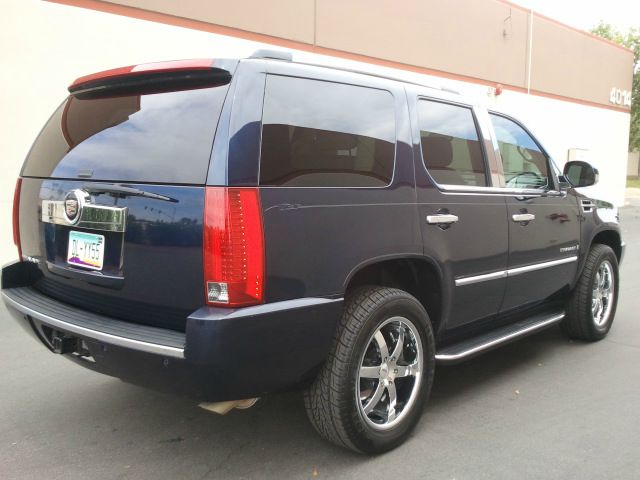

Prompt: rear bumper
[1,261,342,401]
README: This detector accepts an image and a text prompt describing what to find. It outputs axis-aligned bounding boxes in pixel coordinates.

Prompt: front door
[489,113,581,312]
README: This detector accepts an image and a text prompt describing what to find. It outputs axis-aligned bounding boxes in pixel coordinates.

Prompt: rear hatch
[17,59,235,331]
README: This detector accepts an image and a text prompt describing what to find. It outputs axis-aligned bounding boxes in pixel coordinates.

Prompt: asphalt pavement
[1,208,639,480]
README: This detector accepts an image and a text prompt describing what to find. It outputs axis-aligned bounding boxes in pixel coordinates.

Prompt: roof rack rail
[249,49,292,61]
[440,85,460,95]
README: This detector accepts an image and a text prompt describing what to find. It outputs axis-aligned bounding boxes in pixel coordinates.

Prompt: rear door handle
[426,214,459,225]
[512,213,535,222]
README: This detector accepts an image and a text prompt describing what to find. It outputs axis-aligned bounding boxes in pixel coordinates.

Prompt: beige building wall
[530,15,633,106]
[77,0,634,109]
[112,0,316,43]
[315,0,530,89]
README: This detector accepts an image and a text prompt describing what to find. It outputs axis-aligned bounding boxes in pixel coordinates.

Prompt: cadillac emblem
[63,190,84,224]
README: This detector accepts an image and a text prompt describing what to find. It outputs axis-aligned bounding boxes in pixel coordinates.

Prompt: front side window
[260,75,396,187]
[490,114,549,189]
[417,100,488,187]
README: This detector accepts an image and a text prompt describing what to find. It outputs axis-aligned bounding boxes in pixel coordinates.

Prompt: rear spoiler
[68,59,232,99]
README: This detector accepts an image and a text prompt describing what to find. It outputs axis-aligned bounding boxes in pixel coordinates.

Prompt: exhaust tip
[199,398,259,415]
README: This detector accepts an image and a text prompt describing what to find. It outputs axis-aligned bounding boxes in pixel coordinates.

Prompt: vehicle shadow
[428,325,570,411]
[19,326,575,479]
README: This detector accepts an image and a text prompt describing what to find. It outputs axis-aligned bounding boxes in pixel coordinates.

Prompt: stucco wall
[0,0,631,266]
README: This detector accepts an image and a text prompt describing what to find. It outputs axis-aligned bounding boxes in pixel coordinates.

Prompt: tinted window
[260,75,395,187]
[490,114,549,189]
[418,100,487,186]
[22,85,229,184]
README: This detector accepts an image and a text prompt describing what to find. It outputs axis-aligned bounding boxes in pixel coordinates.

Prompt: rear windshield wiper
[82,184,179,203]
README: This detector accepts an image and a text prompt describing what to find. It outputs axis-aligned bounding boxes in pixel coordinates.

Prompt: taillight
[12,178,22,260]
[203,187,265,307]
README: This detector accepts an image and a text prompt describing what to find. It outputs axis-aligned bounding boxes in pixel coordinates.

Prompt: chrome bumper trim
[1,290,185,359]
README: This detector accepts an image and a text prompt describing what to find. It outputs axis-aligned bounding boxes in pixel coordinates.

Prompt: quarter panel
[258,66,420,301]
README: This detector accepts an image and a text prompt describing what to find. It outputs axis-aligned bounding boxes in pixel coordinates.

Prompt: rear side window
[490,114,549,189]
[418,100,487,187]
[22,85,229,184]
[259,75,395,187]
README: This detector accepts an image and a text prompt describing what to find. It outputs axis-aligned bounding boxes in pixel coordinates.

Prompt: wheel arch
[343,255,446,334]
[590,228,622,262]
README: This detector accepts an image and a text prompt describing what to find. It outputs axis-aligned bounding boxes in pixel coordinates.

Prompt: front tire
[304,286,435,454]
[562,244,619,341]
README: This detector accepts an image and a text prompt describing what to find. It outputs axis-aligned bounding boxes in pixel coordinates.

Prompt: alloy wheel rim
[592,260,614,327]
[356,316,423,431]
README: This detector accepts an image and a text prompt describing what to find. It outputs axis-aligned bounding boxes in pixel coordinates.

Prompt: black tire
[562,244,619,341]
[304,286,435,454]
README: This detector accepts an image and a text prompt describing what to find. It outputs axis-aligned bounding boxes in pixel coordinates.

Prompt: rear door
[488,113,581,311]
[18,60,235,331]
[410,90,509,331]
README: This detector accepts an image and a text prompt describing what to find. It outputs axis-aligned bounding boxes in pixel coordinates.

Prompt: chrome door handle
[427,214,459,225]
[512,213,535,222]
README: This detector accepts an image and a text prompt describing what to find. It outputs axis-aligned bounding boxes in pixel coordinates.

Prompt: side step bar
[435,311,565,364]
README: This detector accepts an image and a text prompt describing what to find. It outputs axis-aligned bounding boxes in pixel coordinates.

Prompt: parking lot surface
[1,207,639,480]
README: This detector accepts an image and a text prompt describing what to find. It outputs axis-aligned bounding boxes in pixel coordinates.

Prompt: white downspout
[527,8,533,95]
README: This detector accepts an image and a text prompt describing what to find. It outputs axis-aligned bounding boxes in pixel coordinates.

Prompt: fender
[575,195,623,281]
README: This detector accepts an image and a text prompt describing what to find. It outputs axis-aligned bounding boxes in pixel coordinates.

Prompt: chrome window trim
[455,255,578,286]
[42,200,127,232]
[438,184,547,196]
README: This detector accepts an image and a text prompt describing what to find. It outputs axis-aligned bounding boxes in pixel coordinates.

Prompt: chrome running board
[435,310,565,364]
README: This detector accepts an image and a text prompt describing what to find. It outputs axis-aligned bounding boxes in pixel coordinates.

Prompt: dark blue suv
[2,50,624,453]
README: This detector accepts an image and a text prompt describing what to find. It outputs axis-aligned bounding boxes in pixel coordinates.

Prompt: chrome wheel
[592,260,614,327]
[357,316,423,431]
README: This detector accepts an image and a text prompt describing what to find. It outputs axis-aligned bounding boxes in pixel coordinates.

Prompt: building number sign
[609,87,632,107]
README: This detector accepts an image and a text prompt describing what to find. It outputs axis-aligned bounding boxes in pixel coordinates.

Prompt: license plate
[67,231,105,271]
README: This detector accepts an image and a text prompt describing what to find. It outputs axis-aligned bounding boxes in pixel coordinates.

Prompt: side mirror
[563,161,599,187]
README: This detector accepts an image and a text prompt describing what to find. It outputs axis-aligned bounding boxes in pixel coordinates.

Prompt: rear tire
[304,286,435,454]
[562,244,619,341]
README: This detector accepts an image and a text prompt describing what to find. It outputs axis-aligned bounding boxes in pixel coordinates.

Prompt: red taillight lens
[12,178,22,260]
[203,187,265,307]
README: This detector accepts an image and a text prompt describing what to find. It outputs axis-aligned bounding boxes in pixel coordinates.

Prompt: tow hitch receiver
[51,334,79,354]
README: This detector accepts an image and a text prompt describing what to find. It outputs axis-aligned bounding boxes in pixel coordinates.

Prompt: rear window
[259,75,396,187]
[22,85,229,184]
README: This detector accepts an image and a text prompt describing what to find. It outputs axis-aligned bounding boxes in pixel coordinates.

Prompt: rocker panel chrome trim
[455,256,578,286]
[455,270,507,286]
[507,256,578,277]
